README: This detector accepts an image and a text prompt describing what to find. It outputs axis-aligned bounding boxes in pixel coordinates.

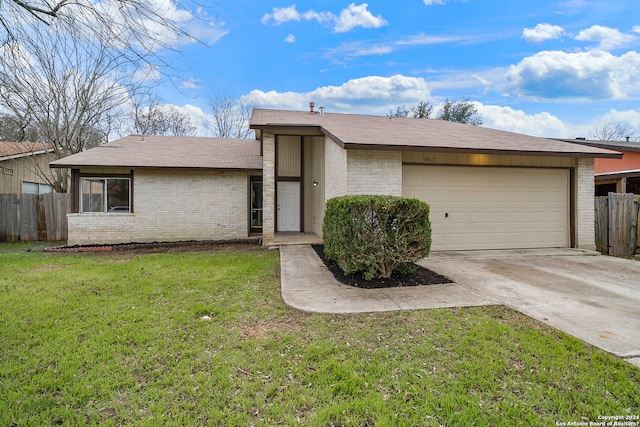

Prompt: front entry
[277,181,300,231]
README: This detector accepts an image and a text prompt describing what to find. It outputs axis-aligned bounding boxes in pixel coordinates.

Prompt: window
[22,181,53,194]
[250,177,263,233]
[80,177,130,213]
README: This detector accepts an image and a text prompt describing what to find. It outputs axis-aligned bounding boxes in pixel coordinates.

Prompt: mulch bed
[311,245,452,289]
[44,239,262,254]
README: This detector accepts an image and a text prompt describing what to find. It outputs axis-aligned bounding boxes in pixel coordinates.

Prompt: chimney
[626,136,630,142]
[319,106,325,117]
[309,102,315,114]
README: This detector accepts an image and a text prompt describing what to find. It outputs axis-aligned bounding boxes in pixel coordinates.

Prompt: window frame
[79,174,133,213]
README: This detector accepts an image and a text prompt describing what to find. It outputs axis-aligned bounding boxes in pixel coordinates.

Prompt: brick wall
[324,138,347,200]
[347,150,402,196]
[262,132,275,244]
[575,157,596,250]
[67,169,249,245]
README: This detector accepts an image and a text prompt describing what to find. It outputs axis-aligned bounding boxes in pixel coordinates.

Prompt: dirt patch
[238,316,303,340]
[312,245,451,289]
[30,264,68,272]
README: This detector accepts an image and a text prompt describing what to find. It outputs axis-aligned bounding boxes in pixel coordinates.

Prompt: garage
[403,165,570,251]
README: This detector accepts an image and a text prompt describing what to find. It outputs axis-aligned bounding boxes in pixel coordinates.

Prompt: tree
[0,31,131,192]
[593,122,638,142]
[128,95,195,136]
[0,0,202,64]
[389,101,433,119]
[207,93,254,139]
[0,0,209,192]
[437,98,483,125]
[0,114,41,142]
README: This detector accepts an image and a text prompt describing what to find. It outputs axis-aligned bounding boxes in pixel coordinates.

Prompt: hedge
[322,195,431,280]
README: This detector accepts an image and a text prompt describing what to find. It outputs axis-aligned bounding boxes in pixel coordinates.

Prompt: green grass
[1,242,638,426]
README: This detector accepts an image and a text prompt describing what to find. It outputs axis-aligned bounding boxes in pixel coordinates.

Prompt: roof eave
[341,143,623,158]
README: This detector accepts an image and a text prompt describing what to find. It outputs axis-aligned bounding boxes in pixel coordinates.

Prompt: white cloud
[633,26,640,34]
[284,34,296,43]
[522,23,565,43]
[424,0,445,4]
[333,3,388,33]
[132,63,160,83]
[261,5,334,26]
[180,78,202,89]
[397,33,475,46]
[261,3,386,33]
[261,5,301,25]
[241,74,430,113]
[478,104,569,137]
[324,41,393,59]
[574,25,636,50]
[503,49,640,100]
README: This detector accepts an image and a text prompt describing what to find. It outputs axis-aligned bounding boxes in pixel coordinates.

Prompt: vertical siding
[1,153,57,193]
[277,136,301,177]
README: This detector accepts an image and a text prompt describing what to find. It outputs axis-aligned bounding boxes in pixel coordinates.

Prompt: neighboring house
[0,141,55,194]
[50,107,620,251]
[559,138,640,195]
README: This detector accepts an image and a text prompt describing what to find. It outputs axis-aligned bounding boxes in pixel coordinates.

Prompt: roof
[250,108,621,158]
[49,135,263,170]
[556,138,640,153]
[595,169,640,180]
[0,141,53,161]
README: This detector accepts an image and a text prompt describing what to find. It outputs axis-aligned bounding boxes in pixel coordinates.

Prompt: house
[50,106,620,251]
[559,138,640,195]
[1,141,55,194]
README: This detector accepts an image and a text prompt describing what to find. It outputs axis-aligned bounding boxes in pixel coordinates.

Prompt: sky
[153,0,640,139]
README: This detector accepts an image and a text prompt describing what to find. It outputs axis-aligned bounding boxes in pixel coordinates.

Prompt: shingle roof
[0,141,52,160]
[250,108,621,158]
[556,138,640,153]
[49,135,262,170]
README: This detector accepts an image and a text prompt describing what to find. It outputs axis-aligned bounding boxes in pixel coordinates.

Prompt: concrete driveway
[420,249,640,368]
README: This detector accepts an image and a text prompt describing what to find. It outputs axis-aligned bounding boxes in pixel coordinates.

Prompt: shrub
[322,195,431,280]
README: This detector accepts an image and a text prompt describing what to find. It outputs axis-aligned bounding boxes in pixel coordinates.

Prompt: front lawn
[1,242,638,426]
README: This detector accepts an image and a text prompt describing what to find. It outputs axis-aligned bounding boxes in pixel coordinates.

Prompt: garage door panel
[403,165,569,250]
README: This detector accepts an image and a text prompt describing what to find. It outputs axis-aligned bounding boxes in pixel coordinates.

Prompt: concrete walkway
[279,245,496,314]
[279,245,640,368]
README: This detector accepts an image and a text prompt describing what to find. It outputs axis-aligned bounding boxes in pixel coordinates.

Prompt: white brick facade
[67,169,249,245]
[347,150,402,196]
[324,138,347,200]
[575,157,596,250]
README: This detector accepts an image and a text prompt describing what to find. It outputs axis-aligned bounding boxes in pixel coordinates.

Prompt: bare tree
[0,0,204,63]
[207,93,253,139]
[593,122,638,141]
[0,30,132,192]
[128,95,195,136]
[437,98,483,125]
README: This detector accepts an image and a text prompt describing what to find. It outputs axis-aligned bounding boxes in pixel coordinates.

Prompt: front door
[277,181,300,232]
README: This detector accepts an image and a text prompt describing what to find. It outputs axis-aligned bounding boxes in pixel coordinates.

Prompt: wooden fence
[0,193,70,242]
[595,193,640,257]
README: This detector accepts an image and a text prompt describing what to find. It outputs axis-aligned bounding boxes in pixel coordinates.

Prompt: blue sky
[156,0,640,138]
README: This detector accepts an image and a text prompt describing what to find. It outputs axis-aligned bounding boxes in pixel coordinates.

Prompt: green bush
[322,195,431,280]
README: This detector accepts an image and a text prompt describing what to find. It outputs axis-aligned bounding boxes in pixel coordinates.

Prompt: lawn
[1,242,638,426]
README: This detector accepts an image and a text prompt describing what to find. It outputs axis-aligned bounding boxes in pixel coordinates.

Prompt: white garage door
[403,165,570,251]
